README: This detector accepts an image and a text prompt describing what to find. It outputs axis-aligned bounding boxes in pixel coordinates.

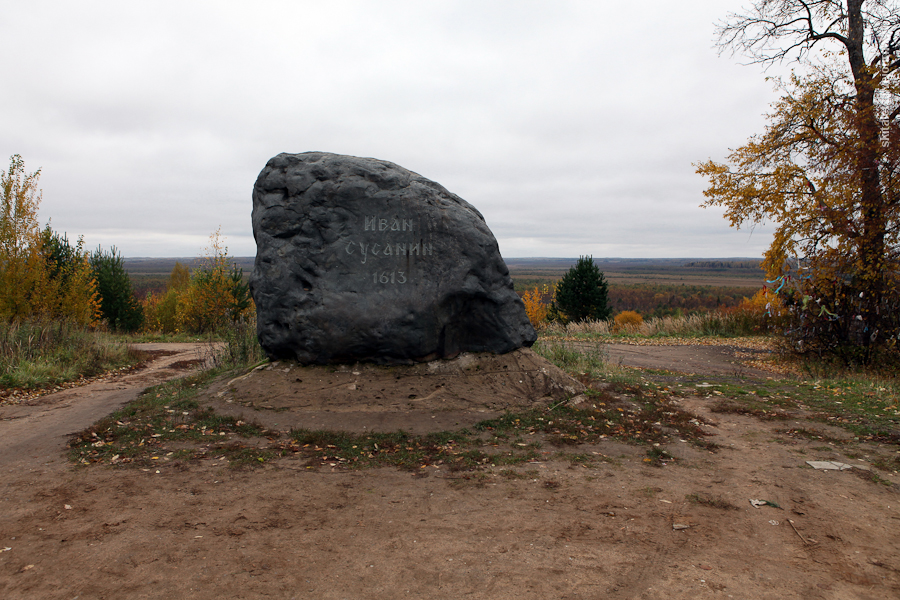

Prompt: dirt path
[602,343,773,378]
[2,343,899,599]
[0,343,209,472]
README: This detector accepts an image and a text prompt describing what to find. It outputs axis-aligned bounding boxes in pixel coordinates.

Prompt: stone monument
[250,152,536,364]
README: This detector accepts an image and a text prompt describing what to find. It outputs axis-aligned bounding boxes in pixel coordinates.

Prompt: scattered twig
[548,398,570,411]
[787,519,814,545]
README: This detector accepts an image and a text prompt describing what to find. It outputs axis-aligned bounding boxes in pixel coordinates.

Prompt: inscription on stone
[250,152,536,365]
[364,216,414,232]
[372,271,407,284]
[343,214,435,287]
[344,238,434,264]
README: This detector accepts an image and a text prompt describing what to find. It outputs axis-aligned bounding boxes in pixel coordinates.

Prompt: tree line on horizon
[1,155,251,335]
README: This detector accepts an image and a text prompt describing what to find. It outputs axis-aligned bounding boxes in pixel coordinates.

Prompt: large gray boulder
[250,152,536,364]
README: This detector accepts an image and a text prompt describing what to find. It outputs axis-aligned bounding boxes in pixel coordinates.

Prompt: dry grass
[539,312,768,341]
[0,319,137,389]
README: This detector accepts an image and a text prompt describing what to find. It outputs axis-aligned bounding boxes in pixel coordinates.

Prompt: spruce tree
[90,247,143,332]
[552,255,610,323]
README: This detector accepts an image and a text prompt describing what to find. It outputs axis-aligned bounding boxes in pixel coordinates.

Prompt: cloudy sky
[2,1,786,259]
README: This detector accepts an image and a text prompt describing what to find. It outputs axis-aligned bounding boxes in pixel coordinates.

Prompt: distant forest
[608,284,749,318]
[124,256,763,318]
[682,260,761,270]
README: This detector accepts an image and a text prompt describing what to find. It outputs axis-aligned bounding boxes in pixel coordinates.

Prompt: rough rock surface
[250,152,536,364]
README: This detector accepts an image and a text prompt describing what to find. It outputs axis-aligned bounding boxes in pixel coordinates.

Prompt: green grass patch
[473,392,715,450]
[125,331,217,343]
[778,427,850,444]
[280,428,543,471]
[710,399,794,421]
[498,469,531,479]
[1,320,138,389]
[531,340,606,379]
[72,365,718,471]
[783,378,900,443]
[644,446,676,466]
[706,375,900,444]
[68,368,275,467]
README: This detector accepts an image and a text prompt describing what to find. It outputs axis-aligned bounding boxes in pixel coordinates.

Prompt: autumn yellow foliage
[522,283,554,328]
[0,155,99,326]
[141,230,252,334]
[735,288,784,320]
[696,3,900,363]
[718,287,785,334]
[613,310,643,332]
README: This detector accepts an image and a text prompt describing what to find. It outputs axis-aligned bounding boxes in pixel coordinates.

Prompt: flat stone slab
[806,461,855,470]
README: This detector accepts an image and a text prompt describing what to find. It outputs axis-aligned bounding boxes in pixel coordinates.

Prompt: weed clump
[685,493,739,510]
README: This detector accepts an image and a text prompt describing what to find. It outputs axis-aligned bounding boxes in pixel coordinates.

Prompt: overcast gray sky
[2,0,784,259]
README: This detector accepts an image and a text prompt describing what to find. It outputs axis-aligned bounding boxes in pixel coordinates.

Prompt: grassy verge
[125,331,219,343]
[0,319,138,389]
[207,316,267,370]
[699,376,900,443]
[535,329,900,474]
[274,391,719,471]
[530,340,607,379]
[69,318,272,466]
[69,368,277,467]
[538,312,766,340]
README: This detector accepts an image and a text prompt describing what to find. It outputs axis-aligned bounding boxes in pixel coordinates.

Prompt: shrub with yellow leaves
[613,310,643,332]
[522,283,554,329]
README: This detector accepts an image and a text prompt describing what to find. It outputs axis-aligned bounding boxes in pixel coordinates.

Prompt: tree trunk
[846,0,886,356]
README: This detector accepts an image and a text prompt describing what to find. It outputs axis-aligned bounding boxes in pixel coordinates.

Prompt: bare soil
[2,343,899,599]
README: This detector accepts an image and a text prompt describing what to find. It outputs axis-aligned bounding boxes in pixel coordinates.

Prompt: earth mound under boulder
[203,348,586,434]
[250,152,536,365]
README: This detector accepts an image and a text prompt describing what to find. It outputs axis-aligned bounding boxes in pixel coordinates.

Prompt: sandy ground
[1,342,899,599]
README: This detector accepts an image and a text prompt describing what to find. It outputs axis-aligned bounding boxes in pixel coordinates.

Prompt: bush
[141,231,253,335]
[176,231,252,334]
[522,284,553,328]
[39,227,101,326]
[142,288,179,333]
[141,262,190,334]
[613,310,643,332]
[551,256,611,323]
[777,266,900,366]
[723,288,782,335]
[209,314,266,369]
[531,340,606,379]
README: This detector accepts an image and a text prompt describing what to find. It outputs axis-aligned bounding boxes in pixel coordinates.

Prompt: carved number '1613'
[373,271,407,284]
